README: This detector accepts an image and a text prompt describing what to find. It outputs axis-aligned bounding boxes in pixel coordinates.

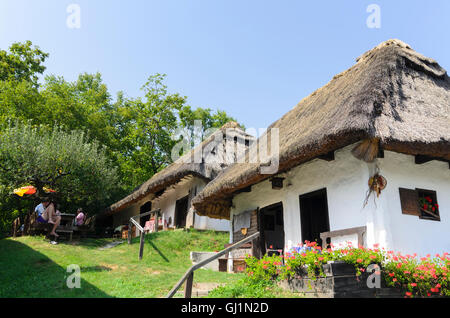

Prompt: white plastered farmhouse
[107,122,254,236]
[192,40,450,258]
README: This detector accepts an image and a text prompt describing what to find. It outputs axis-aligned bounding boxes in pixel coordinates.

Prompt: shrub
[242,241,449,298]
[383,252,449,298]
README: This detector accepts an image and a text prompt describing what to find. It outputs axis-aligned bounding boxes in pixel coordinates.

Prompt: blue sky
[1,0,449,129]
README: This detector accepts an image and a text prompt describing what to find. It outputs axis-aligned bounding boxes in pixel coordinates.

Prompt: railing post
[184,272,194,298]
[128,221,132,244]
[166,231,260,298]
[154,213,159,233]
[139,231,145,260]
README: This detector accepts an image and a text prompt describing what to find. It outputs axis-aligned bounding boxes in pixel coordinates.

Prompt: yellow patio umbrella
[13,185,56,197]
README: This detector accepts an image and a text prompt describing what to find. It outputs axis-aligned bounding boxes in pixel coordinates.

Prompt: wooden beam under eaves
[415,155,450,169]
[270,177,284,190]
[236,186,252,194]
[318,151,335,161]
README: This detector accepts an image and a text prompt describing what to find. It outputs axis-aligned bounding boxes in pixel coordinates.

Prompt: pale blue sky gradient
[1,0,449,129]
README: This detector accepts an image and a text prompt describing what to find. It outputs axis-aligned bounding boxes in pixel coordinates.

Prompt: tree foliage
[0,41,48,86]
[0,123,119,208]
[0,41,241,233]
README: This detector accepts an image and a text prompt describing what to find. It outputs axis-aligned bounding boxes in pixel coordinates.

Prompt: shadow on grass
[146,235,170,263]
[80,265,112,272]
[66,238,115,249]
[0,238,113,297]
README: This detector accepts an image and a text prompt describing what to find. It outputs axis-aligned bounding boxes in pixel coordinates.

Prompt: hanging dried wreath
[368,174,387,197]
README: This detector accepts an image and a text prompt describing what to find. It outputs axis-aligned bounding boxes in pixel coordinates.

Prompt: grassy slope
[0,229,243,298]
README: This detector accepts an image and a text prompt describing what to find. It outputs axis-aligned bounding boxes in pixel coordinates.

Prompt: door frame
[258,201,284,256]
[174,195,189,228]
[140,201,152,227]
[299,188,330,245]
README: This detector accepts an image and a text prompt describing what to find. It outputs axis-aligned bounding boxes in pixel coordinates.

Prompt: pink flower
[357,259,363,263]
[410,283,417,287]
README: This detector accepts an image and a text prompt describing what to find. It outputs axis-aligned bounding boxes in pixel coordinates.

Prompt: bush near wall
[244,241,450,298]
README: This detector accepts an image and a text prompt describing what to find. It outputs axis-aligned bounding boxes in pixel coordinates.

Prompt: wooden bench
[73,215,96,238]
[220,242,253,272]
[30,213,75,242]
[320,226,367,249]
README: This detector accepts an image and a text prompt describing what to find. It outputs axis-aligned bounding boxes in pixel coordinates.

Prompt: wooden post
[139,231,145,260]
[128,221,132,244]
[184,272,194,298]
[154,213,159,233]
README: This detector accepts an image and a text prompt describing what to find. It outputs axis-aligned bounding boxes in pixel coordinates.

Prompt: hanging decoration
[368,174,387,197]
[363,163,387,207]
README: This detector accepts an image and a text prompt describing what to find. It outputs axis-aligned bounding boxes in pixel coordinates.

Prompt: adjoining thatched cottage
[192,40,450,259]
[107,122,254,236]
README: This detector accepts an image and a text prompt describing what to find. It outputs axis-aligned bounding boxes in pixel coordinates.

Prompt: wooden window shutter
[399,188,420,216]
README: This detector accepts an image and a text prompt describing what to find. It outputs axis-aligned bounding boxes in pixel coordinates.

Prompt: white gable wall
[380,151,450,255]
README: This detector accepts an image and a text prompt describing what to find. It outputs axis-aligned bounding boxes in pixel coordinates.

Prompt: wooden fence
[127,209,161,260]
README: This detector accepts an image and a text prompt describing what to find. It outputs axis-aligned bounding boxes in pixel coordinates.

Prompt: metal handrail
[166,231,260,298]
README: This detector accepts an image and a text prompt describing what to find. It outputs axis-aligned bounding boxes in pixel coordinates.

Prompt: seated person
[75,208,86,226]
[38,201,61,237]
[35,199,50,219]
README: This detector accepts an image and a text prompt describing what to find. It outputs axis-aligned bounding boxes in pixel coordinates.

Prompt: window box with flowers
[243,241,450,298]
[399,188,441,221]
[417,189,440,221]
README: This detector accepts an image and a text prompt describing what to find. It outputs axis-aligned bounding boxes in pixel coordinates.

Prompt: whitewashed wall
[378,151,450,256]
[113,176,230,232]
[230,143,450,256]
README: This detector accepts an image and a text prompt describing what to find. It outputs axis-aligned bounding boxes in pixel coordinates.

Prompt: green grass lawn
[0,229,244,298]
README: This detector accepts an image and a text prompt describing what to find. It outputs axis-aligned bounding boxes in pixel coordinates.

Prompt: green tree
[0,41,242,200]
[0,41,48,86]
[0,122,120,215]
[179,105,239,147]
[111,74,186,187]
[40,73,116,153]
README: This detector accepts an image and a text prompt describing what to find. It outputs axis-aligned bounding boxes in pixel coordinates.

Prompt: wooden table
[56,213,76,241]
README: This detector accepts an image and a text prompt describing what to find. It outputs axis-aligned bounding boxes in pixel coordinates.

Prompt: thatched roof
[192,39,450,219]
[107,122,253,214]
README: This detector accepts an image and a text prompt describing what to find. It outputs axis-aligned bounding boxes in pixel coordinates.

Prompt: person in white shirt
[36,199,61,237]
[35,200,49,218]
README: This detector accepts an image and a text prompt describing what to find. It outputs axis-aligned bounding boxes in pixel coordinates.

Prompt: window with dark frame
[399,187,440,221]
[417,189,440,221]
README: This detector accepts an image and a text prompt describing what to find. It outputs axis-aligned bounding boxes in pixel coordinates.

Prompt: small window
[417,189,440,221]
[399,188,440,221]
